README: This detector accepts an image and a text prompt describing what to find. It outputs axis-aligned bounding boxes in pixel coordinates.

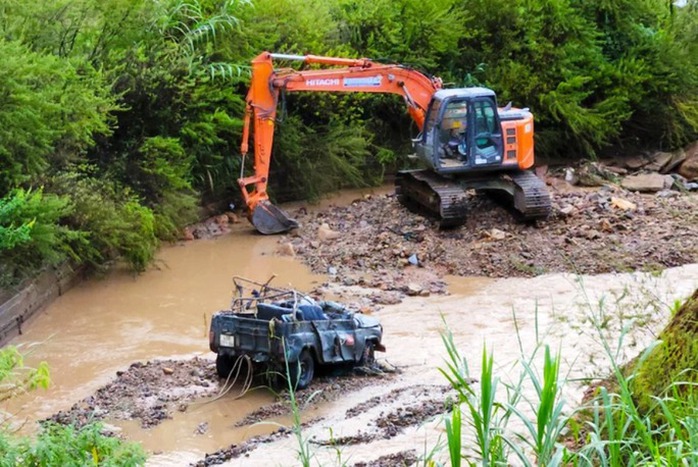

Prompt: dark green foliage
[48,171,159,272]
[0,422,146,466]
[271,116,373,202]
[0,39,113,193]
[0,189,89,287]
[332,0,466,71]
[1,0,697,279]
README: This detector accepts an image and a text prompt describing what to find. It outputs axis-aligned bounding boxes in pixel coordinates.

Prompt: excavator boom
[238,52,442,234]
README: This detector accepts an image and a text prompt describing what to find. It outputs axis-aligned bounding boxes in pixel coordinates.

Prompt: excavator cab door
[470,98,503,167]
[416,97,470,171]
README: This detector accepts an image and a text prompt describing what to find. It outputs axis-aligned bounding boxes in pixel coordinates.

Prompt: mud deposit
[8,180,698,467]
[284,187,698,296]
[47,358,220,428]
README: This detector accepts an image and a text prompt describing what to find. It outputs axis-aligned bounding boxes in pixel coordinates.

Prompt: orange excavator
[238,52,551,234]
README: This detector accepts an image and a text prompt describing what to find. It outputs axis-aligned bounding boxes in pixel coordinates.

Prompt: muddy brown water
[4,189,698,466]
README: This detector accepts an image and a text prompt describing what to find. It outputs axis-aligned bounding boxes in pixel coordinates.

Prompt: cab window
[473,100,498,135]
[423,99,441,144]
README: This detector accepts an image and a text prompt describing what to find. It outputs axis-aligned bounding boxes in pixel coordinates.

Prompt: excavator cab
[415,88,505,174]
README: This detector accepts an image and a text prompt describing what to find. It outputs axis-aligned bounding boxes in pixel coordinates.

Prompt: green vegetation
[1,0,697,282]
[437,288,698,466]
[0,347,145,466]
[0,346,50,403]
[631,288,698,417]
[0,423,146,466]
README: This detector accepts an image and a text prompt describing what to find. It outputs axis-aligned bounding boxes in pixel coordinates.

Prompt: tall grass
[439,328,508,466]
[280,341,314,467]
[438,287,698,466]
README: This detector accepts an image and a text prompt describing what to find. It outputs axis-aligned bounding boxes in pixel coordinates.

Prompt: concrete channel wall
[0,264,82,346]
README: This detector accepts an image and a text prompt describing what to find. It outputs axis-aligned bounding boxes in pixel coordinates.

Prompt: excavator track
[509,170,552,220]
[395,170,469,228]
[395,169,551,226]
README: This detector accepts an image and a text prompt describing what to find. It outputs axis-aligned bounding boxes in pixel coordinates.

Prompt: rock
[559,205,577,216]
[407,254,419,266]
[487,228,507,240]
[623,154,650,170]
[657,190,679,198]
[182,227,195,241]
[328,266,338,275]
[610,197,637,211]
[599,219,613,232]
[565,168,578,185]
[225,212,240,224]
[664,174,676,190]
[214,214,229,226]
[660,149,687,174]
[585,162,617,185]
[406,283,422,296]
[603,165,628,175]
[646,151,673,172]
[194,422,209,435]
[318,223,341,242]
[535,165,548,179]
[277,242,295,257]
[584,229,601,240]
[621,173,667,192]
[309,241,320,249]
[163,367,174,375]
[678,144,698,180]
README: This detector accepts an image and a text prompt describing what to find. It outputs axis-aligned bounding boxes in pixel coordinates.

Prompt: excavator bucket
[251,200,299,234]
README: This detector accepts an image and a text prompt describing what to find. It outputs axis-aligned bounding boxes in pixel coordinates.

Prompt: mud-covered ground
[45,357,442,466]
[42,173,698,467]
[279,180,698,300]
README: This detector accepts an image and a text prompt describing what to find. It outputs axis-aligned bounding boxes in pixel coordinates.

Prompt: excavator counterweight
[237,52,550,234]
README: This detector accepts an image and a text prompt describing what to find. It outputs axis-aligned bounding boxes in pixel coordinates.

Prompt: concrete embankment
[0,263,82,346]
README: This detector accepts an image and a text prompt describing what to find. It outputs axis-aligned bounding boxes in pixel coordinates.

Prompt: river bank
[4,181,698,466]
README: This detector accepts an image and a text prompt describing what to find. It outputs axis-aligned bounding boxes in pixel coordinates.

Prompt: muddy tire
[216,353,235,379]
[359,341,376,367]
[288,350,314,390]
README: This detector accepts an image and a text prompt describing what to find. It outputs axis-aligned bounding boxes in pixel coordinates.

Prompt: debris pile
[282,167,697,292]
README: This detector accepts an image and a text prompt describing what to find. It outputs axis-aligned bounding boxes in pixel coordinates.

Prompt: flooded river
[4,191,698,466]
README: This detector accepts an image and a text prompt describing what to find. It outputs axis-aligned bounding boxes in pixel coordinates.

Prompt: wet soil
[234,369,397,427]
[275,182,698,304]
[46,358,220,429]
[23,176,698,467]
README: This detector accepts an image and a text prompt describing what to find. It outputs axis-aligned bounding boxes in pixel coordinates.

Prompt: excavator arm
[238,51,442,234]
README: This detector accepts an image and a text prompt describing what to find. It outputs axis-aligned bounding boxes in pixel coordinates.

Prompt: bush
[0,346,144,466]
[48,171,159,273]
[0,189,88,287]
[6,423,146,466]
[0,346,50,403]
[0,39,113,194]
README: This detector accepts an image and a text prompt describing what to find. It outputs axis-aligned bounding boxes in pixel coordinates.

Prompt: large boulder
[645,151,673,172]
[678,141,698,181]
[622,154,650,170]
[660,149,687,174]
[620,173,670,192]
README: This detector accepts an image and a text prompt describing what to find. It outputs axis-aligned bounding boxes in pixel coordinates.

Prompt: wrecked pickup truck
[209,277,385,389]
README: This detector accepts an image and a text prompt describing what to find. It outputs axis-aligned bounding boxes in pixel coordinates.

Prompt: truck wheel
[216,353,235,379]
[359,341,376,367]
[288,350,314,390]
